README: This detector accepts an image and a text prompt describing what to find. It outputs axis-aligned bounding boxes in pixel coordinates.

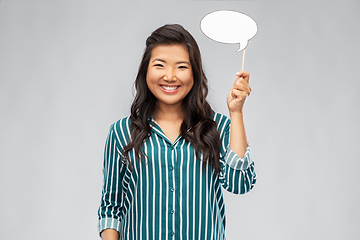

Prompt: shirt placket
[168,142,177,238]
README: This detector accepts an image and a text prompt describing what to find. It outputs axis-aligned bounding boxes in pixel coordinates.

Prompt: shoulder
[211,112,231,133]
[109,116,132,149]
[112,116,132,130]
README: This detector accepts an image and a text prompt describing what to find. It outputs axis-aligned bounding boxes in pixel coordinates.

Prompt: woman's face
[146,44,194,109]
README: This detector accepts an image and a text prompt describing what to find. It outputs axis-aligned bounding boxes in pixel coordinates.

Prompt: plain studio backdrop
[0,0,359,239]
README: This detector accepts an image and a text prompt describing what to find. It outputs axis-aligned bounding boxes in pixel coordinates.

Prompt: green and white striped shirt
[98,112,256,240]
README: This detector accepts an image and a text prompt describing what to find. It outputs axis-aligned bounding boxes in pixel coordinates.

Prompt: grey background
[1,0,359,239]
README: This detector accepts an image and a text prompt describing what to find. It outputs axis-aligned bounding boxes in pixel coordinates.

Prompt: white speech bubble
[201,10,257,51]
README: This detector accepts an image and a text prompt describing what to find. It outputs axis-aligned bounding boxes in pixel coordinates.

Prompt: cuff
[98,217,121,236]
[224,145,254,170]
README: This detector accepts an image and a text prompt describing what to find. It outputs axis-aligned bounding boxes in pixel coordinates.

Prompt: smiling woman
[146,44,194,144]
[146,44,194,110]
[98,24,256,240]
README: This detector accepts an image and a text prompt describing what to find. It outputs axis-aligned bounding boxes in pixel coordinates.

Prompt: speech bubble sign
[200,10,257,51]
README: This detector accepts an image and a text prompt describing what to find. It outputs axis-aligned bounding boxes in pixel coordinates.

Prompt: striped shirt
[98,112,256,240]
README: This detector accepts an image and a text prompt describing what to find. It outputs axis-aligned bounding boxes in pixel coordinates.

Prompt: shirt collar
[148,116,184,145]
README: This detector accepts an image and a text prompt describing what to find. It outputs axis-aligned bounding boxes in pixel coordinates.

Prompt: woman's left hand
[227,71,251,114]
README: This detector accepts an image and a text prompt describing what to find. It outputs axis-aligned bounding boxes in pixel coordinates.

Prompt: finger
[231,88,249,100]
[235,71,250,83]
[240,78,252,95]
[234,78,251,92]
[232,81,251,93]
[232,84,251,97]
[235,70,249,76]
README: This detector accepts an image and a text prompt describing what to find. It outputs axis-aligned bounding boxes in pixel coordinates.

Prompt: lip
[160,85,180,94]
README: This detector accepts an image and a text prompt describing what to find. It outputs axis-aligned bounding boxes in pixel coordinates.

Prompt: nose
[163,68,176,81]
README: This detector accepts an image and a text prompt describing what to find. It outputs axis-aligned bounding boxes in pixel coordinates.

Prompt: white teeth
[162,85,179,90]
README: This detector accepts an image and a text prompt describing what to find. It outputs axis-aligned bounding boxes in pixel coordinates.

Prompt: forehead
[150,44,190,61]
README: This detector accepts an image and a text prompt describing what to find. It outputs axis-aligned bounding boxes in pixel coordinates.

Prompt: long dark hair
[123,24,221,173]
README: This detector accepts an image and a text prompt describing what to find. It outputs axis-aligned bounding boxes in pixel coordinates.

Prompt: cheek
[187,79,194,89]
[147,69,162,83]
[187,76,194,88]
[178,72,194,86]
[146,70,156,88]
[145,74,155,94]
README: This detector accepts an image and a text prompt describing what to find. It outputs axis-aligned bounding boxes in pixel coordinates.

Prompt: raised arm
[215,71,255,194]
[227,71,251,158]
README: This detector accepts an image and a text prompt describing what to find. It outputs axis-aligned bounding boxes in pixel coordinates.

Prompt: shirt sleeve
[97,123,126,236]
[218,117,257,194]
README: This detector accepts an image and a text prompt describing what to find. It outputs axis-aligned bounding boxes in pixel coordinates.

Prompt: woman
[98,24,256,240]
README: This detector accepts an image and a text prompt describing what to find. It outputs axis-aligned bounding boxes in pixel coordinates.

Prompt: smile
[161,85,180,91]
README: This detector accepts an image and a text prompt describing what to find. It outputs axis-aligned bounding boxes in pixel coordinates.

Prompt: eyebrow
[151,58,190,65]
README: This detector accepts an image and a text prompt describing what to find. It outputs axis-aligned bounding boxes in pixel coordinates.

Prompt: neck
[153,101,184,122]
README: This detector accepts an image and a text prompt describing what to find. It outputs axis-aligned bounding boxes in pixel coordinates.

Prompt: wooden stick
[242,48,246,71]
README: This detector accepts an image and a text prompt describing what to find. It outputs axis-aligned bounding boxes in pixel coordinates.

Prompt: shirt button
[171,231,175,236]
[170,165,174,170]
[171,209,175,214]
[170,187,175,192]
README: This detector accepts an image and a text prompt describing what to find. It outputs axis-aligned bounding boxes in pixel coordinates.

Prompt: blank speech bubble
[201,10,257,51]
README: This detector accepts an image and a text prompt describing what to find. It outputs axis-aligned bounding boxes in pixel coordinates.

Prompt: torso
[98,112,256,240]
